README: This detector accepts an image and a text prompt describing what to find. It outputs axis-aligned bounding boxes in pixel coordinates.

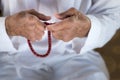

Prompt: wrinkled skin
[5,8,91,42]
[47,8,91,42]
[5,9,51,42]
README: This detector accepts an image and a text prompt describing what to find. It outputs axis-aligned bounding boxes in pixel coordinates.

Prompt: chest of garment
[2,0,92,16]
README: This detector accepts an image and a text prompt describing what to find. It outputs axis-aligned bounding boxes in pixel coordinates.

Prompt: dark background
[96,30,120,80]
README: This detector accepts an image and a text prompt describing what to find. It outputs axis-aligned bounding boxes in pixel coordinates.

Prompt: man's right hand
[5,9,51,42]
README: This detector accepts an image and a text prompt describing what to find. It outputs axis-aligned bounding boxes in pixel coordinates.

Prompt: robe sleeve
[0,17,17,53]
[73,0,120,54]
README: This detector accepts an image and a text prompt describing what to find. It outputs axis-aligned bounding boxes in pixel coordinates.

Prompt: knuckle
[28,15,35,21]
[37,24,45,30]
[70,7,76,12]
[63,36,72,42]
[37,36,42,40]
[29,9,36,12]
[18,11,27,18]
[63,39,69,42]
[27,9,36,14]
[25,15,36,22]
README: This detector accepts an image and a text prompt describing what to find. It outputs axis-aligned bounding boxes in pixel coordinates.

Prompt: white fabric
[0,17,17,52]
[0,0,120,80]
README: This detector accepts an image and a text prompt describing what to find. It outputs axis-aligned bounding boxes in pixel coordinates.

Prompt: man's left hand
[47,8,91,42]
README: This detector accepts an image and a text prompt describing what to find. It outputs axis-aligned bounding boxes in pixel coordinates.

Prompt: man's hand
[5,9,51,42]
[47,8,91,42]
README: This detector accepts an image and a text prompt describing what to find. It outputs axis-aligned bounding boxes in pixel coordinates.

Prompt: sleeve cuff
[80,15,102,54]
[0,17,17,53]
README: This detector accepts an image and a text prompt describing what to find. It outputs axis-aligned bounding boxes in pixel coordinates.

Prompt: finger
[34,25,45,40]
[47,23,64,32]
[35,31,44,40]
[47,18,71,31]
[53,30,74,42]
[55,8,77,20]
[25,32,36,42]
[24,25,44,40]
[35,20,46,31]
[27,9,51,21]
[27,31,44,42]
[52,31,63,40]
[28,17,45,31]
[35,28,44,35]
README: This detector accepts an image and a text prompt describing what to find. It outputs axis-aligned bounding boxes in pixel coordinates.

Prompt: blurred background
[96,30,120,80]
[0,9,120,80]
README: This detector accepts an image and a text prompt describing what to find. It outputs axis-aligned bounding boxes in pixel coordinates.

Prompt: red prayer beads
[27,22,52,57]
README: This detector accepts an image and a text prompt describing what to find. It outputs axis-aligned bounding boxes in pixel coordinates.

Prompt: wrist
[76,15,91,38]
[5,16,13,36]
[85,16,91,37]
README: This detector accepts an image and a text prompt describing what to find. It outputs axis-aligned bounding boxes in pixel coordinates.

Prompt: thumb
[27,9,51,21]
[55,8,77,20]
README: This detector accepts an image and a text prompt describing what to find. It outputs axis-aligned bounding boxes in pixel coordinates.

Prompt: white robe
[0,0,120,80]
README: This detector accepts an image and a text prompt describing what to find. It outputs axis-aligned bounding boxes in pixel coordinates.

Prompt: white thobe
[0,0,120,80]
